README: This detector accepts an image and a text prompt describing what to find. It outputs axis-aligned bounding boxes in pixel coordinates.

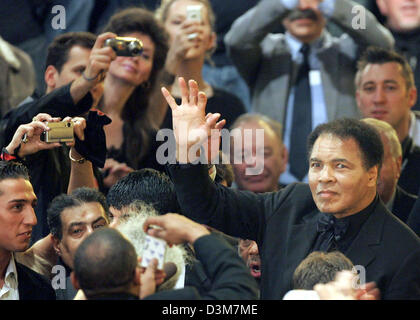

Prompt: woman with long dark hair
[99,8,169,188]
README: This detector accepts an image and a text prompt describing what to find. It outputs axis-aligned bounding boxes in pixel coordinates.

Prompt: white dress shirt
[0,253,19,300]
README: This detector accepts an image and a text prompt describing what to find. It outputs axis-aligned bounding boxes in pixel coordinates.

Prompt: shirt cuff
[318,0,336,18]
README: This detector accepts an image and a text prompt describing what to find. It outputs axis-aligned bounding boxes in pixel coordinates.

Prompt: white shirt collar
[285,31,326,61]
[0,253,19,300]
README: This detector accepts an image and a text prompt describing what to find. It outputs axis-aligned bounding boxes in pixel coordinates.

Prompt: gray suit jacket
[225,0,394,124]
[0,38,35,118]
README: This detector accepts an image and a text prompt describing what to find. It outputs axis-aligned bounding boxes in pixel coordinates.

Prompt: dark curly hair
[102,7,169,167]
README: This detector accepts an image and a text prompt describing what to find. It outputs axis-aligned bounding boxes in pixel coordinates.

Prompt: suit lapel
[346,203,386,269]
[286,211,319,266]
[254,45,292,125]
[16,263,33,300]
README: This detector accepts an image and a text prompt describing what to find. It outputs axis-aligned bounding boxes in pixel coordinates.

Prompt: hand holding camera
[5,114,88,159]
[81,32,118,84]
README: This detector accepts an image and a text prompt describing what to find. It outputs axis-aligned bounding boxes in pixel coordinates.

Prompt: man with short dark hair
[47,187,109,300]
[71,228,140,300]
[106,169,180,227]
[0,161,55,300]
[163,78,420,299]
[0,31,116,242]
[355,46,420,195]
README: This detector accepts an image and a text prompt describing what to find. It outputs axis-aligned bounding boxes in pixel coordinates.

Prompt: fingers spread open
[161,87,178,111]
[188,79,198,106]
[197,91,207,112]
[178,77,189,105]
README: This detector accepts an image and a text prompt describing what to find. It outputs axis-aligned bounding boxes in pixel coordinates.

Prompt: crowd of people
[0,0,420,301]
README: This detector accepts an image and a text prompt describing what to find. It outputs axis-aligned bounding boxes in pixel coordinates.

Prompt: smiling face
[53,202,108,270]
[231,121,287,193]
[356,62,417,140]
[0,179,37,255]
[308,134,378,218]
[108,32,155,86]
[377,0,420,31]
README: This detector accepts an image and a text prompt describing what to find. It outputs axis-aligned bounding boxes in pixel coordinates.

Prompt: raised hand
[161,77,224,163]
[83,32,117,83]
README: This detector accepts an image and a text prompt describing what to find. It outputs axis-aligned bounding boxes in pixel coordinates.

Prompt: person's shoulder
[378,203,420,247]
[16,261,51,285]
[16,261,55,299]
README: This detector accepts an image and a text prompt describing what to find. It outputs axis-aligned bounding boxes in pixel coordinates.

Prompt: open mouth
[18,231,32,239]
[249,262,261,278]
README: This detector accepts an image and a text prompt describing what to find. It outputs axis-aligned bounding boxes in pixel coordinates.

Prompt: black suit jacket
[16,262,56,300]
[399,138,420,196]
[392,186,418,223]
[146,234,259,300]
[407,187,420,237]
[168,164,420,300]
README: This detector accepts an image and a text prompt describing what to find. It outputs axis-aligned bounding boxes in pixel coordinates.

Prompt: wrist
[188,225,210,244]
[69,148,86,164]
[1,146,23,161]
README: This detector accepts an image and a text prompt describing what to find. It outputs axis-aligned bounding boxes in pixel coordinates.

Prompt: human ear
[44,65,59,90]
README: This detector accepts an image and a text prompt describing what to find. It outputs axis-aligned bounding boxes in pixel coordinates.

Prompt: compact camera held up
[40,122,74,143]
[104,37,143,56]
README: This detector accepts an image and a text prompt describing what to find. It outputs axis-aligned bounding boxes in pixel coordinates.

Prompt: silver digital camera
[104,37,143,56]
[40,122,74,143]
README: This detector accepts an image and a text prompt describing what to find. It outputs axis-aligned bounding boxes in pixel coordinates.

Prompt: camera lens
[67,122,71,127]
[128,42,142,56]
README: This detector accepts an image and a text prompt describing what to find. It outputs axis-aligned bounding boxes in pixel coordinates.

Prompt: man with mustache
[225,0,394,186]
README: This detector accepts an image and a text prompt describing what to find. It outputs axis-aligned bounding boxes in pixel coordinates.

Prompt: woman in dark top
[154,0,246,130]
[98,7,169,189]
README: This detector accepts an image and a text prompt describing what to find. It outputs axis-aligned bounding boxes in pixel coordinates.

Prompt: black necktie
[289,44,312,181]
[316,213,349,252]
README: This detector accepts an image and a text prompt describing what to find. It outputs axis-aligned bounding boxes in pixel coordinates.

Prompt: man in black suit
[362,118,417,223]
[162,78,420,300]
[0,161,55,300]
[355,47,420,196]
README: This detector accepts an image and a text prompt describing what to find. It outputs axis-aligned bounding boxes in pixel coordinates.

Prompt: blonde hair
[361,118,402,159]
[155,0,216,31]
[155,0,216,62]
